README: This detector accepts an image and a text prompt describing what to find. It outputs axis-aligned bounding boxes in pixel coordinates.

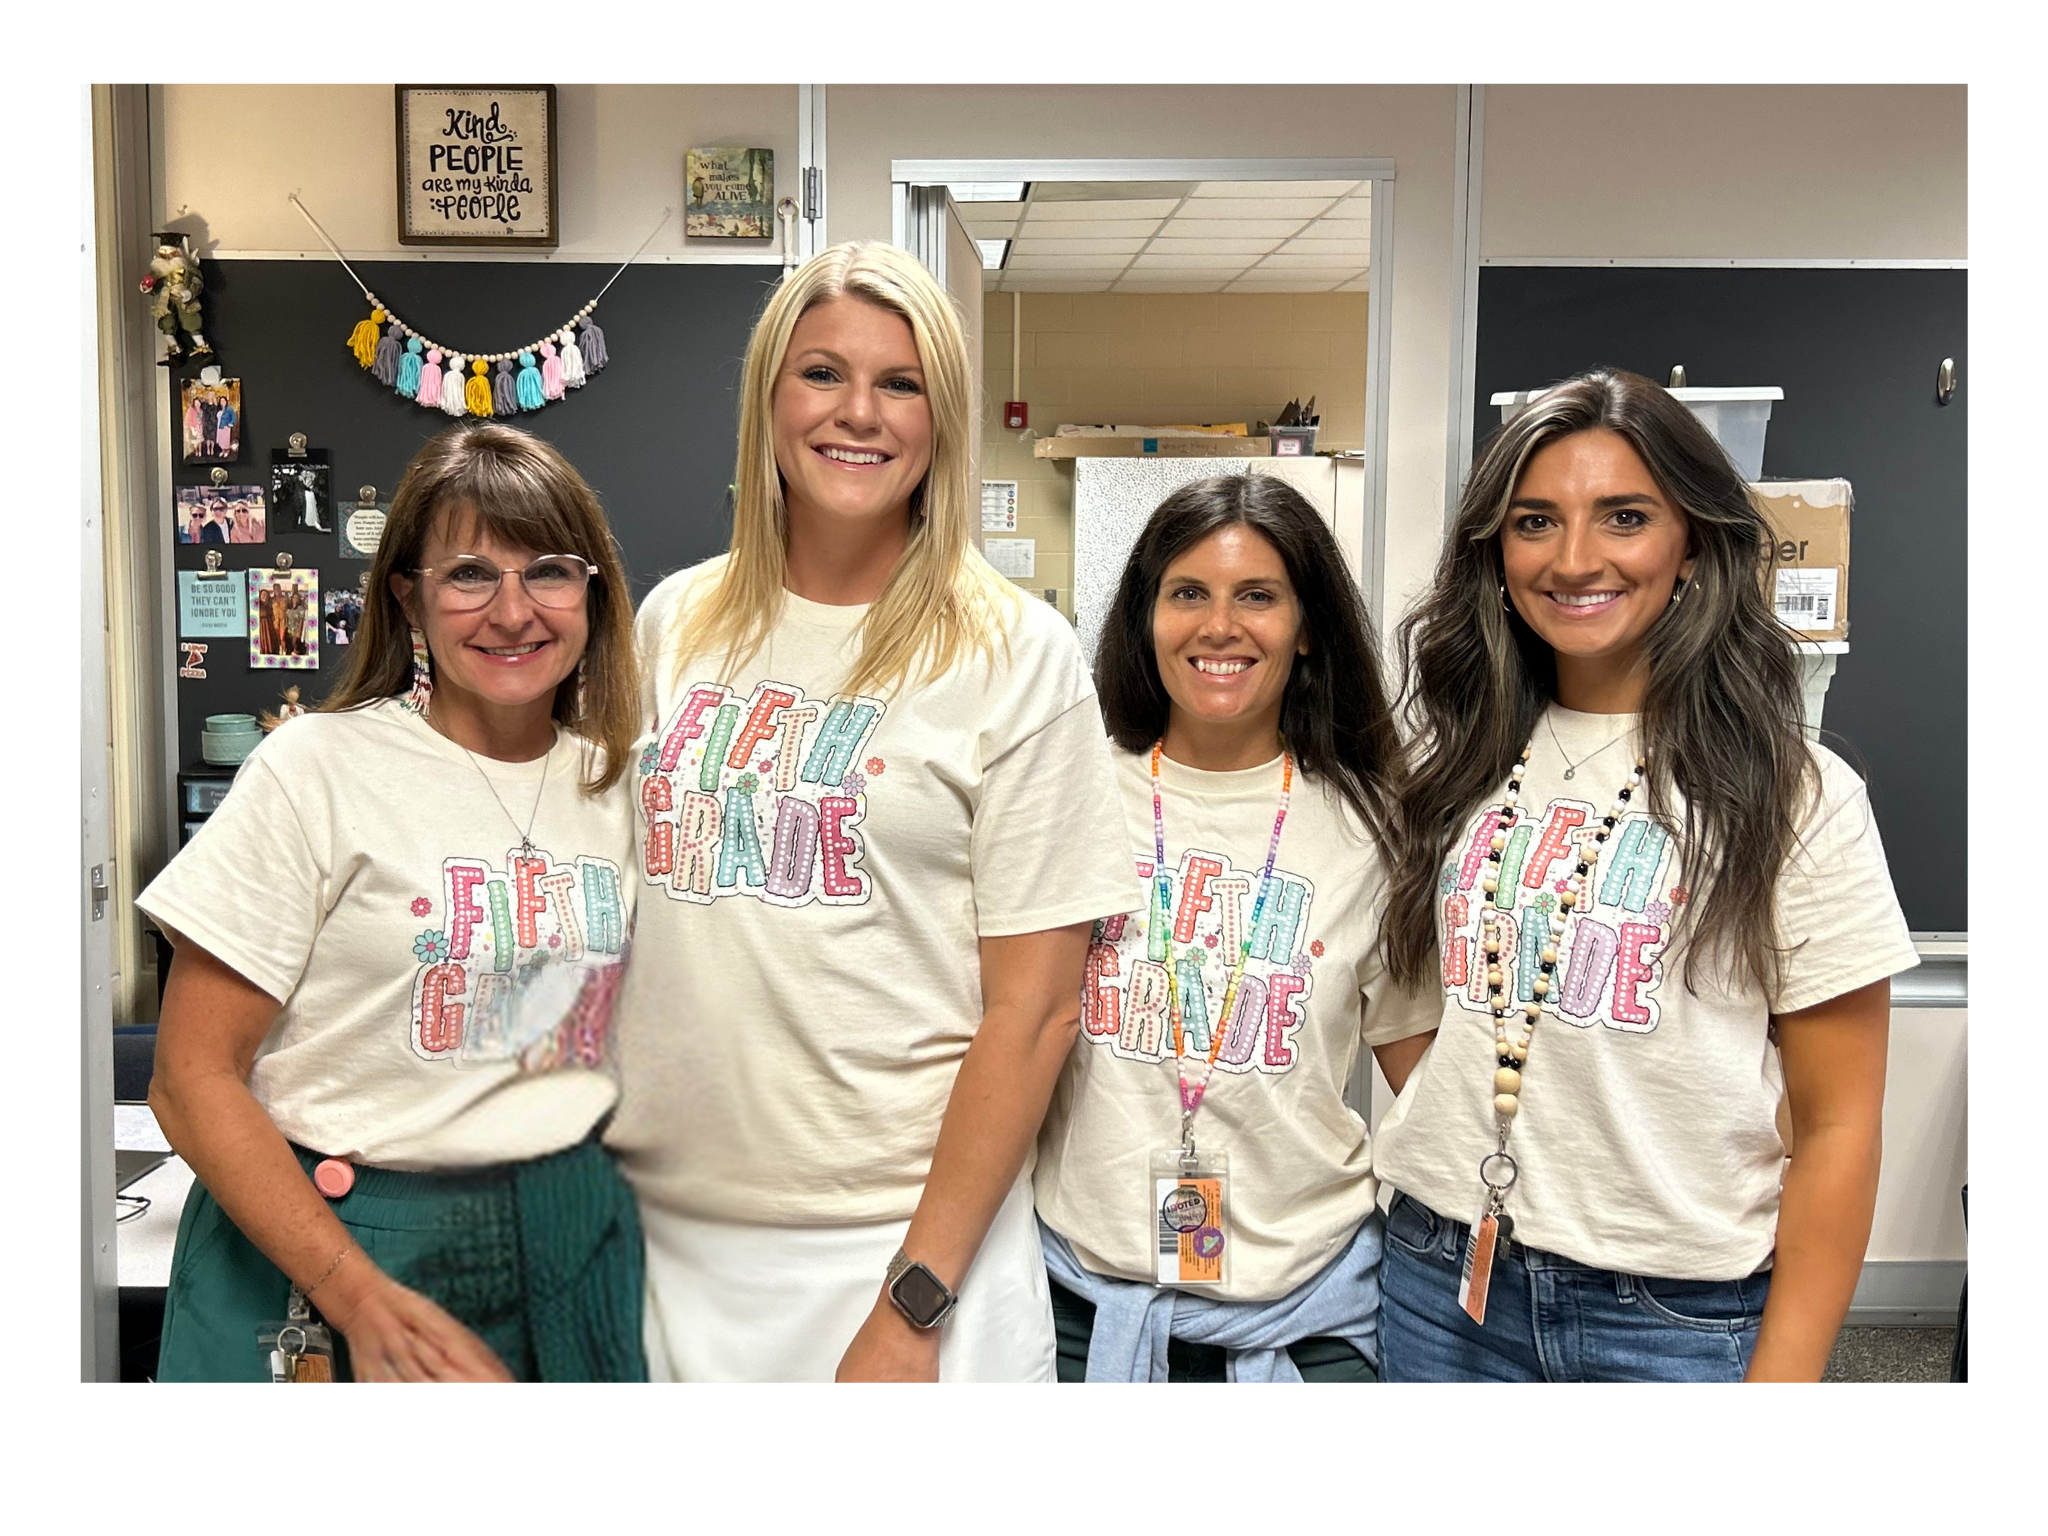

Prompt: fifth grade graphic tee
[1370,704,1920,1280]
[1034,749,1441,1301]
[607,558,1145,1226]
[135,699,633,1170]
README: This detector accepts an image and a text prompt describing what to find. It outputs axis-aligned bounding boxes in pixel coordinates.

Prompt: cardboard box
[1749,479,1851,643]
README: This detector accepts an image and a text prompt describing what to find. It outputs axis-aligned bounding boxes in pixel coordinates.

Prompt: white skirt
[639,1166,1055,1382]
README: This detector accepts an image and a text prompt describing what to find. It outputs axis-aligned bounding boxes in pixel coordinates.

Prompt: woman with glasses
[139,423,648,1381]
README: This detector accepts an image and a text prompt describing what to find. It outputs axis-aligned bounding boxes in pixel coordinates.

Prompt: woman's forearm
[149,1068,377,1325]
[901,997,1079,1288]
[1746,1121,1882,1381]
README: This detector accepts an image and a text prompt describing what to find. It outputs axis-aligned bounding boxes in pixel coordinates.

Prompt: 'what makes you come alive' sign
[396,85,559,247]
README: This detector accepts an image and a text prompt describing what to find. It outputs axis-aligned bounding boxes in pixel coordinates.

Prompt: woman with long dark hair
[1034,473,1439,1381]
[1372,368,1918,1382]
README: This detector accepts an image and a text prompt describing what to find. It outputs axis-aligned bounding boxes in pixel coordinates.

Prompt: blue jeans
[1378,1192,1769,1382]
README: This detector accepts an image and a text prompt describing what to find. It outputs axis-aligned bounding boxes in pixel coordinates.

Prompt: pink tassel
[540,340,564,400]
[418,347,445,409]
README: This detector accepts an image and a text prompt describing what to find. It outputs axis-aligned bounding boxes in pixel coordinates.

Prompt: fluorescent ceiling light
[949,182,1027,201]
[977,239,1010,270]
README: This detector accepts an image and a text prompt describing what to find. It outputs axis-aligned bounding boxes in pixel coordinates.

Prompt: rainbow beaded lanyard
[1149,742,1295,1155]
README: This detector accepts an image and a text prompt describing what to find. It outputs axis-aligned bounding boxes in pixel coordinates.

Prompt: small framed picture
[396,85,559,247]
[248,567,320,670]
[686,147,774,238]
[177,484,266,545]
[181,377,243,463]
[270,458,333,534]
[323,584,363,647]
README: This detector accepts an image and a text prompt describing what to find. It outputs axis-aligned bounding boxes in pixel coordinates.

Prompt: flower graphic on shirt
[839,771,866,797]
[1310,939,1326,959]
[639,742,660,775]
[735,772,759,794]
[548,934,562,949]
[1645,899,1672,927]
[1439,864,1458,896]
[1670,886,1690,905]
[1291,951,1315,977]
[866,757,886,775]
[413,929,449,964]
[409,896,433,917]
[1553,879,1572,894]
[1204,932,1219,948]
[758,759,774,773]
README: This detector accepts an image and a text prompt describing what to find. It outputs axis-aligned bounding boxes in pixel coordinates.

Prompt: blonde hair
[320,423,640,794]
[675,240,1015,697]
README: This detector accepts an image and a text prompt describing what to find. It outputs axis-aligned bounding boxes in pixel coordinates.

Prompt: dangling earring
[1670,575,1700,606]
[404,625,434,715]
[571,659,588,722]
[1499,583,1514,614]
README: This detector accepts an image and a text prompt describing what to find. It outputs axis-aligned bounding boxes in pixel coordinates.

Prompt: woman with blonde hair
[609,241,1142,1381]
[140,422,647,1380]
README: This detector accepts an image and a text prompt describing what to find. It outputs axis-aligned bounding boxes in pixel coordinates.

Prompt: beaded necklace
[1148,742,1294,1148]
[1458,726,1646,1324]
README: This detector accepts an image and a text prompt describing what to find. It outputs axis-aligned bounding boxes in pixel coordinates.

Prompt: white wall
[161,84,799,258]
[1481,85,1967,260]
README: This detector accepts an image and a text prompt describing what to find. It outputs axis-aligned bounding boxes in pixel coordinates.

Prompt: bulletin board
[1470,265,1967,933]
[167,257,781,770]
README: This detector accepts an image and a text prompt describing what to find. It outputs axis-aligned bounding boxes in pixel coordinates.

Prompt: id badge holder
[1150,1147,1229,1288]
[257,1286,337,1382]
[1457,1150,1519,1327]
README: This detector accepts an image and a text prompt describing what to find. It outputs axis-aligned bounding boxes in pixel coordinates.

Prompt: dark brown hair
[1094,473,1399,852]
[1382,367,1817,994]
[319,423,639,793]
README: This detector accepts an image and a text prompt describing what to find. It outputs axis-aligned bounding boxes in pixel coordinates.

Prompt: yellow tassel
[347,307,386,368]
[465,359,493,416]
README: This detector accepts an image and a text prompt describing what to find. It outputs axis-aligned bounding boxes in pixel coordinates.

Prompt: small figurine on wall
[140,231,213,366]
[259,684,309,732]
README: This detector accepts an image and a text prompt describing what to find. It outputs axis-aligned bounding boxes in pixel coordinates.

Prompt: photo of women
[247,568,319,670]
[176,485,265,544]
[180,378,243,463]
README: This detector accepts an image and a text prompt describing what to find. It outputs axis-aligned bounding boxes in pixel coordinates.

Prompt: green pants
[155,1138,646,1382]
[1048,1278,1378,1383]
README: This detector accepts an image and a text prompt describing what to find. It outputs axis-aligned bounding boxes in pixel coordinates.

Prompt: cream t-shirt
[1035,748,1442,1301]
[1371,704,1920,1280]
[135,699,633,1170]
[607,558,1146,1225]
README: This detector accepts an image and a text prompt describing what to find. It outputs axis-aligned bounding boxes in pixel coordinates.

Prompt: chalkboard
[1471,265,1967,933]
[168,257,781,770]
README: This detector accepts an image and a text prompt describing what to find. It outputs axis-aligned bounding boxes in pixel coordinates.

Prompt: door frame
[889,157,1397,617]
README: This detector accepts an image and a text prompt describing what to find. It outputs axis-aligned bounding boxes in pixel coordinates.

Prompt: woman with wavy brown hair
[1370,368,1918,1382]
[140,423,646,1380]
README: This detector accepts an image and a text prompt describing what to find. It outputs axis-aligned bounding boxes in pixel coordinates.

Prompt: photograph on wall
[396,85,558,247]
[323,584,363,647]
[177,568,247,636]
[176,484,266,545]
[340,491,389,560]
[248,567,320,670]
[180,377,243,463]
[686,147,774,238]
[270,459,332,534]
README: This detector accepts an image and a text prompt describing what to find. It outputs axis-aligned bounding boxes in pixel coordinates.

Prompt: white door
[81,89,119,1382]
[897,185,985,547]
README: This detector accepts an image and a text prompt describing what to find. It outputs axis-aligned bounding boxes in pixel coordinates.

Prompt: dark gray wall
[1472,266,1966,933]
[169,257,780,769]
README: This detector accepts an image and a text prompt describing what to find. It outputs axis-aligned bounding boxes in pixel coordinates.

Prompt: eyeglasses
[412,554,599,611]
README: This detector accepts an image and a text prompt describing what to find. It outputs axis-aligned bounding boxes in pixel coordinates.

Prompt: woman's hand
[834,1292,942,1383]
[318,1260,516,1383]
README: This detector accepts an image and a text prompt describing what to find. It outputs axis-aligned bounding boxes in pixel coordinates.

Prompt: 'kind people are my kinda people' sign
[397,86,558,246]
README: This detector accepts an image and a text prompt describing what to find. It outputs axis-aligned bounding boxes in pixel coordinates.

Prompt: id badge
[258,1287,337,1382]
[1457,1204,1514,1327]
[1150,1148,1229,1288]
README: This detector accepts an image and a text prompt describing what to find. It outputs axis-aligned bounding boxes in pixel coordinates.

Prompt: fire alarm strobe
[1004,401,1028,429]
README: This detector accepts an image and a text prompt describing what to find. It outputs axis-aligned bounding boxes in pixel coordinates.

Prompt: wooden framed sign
[395,85,558,247]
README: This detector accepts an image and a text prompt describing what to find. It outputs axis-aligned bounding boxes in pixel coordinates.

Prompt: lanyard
[1148,742,1294,1160]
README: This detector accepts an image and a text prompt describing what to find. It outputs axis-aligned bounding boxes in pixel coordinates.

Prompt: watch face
[891,1263,953,1327]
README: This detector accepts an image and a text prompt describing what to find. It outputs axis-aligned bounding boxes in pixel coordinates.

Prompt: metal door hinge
[90,863,109,922]
[802,166,823,222]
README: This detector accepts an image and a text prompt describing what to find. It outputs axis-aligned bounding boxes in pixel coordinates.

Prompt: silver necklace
[459,736,553,859]
[1545,710,1634,782]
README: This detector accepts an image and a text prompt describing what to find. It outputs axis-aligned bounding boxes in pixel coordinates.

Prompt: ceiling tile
[1255,252,1368,270]
[1005,252,1136,270]
[1287,220,1371,241]
[1032,180,1193,201]
[1007,236,1149,255]
[1026,198,1184,221]
[1171,197,1338,220]
[1225,277,1345,292]
[1130,251,1254,270]
[1013,218,1161,239]
[1157,217,1306,240]
[1147,236,1282,255]
[960,218,1020,240]
[1113,279,1231,293]
[1189,180,1357,199]
[956,200,1026,223]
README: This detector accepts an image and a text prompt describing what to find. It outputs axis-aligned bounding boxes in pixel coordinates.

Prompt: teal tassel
[515,350,546,411]
[396,337,425,399]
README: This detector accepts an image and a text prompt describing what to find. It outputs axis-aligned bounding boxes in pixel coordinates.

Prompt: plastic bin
[1491,385,1784,481]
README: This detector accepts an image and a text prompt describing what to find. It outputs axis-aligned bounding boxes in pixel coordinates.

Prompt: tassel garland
[340,293,622,421]
[396,336,425,399]
[516,351,547,411]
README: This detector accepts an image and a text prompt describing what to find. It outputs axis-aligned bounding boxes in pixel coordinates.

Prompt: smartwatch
[885,1247,958,1330]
